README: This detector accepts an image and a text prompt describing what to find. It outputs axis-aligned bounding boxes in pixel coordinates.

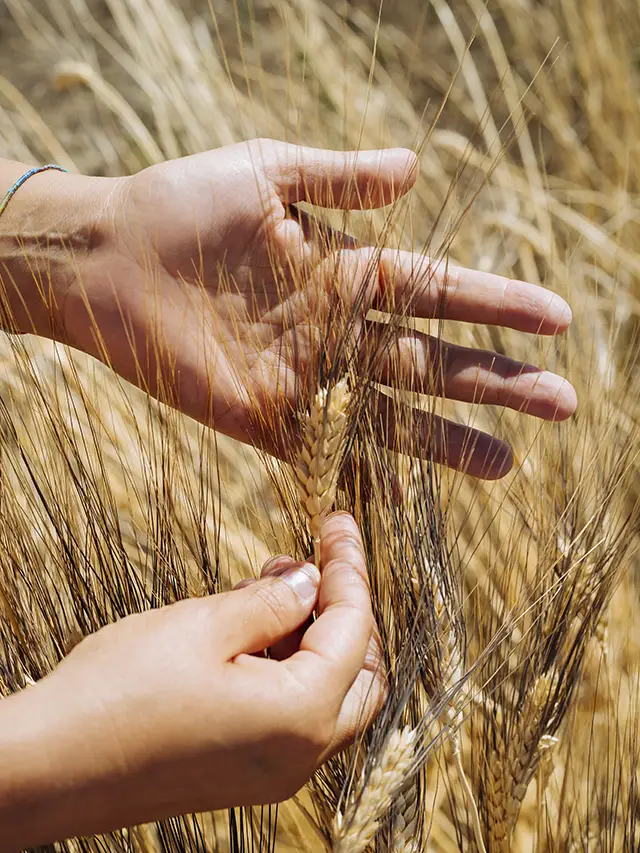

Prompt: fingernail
[261,556,296,577]
[281,563,320,602]
[265,560,304,579]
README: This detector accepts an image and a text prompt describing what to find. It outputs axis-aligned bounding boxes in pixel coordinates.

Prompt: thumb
[223,561,321,657]
[263,141,419,209]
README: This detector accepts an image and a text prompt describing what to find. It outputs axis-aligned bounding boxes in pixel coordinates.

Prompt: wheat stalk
[295,377,351,566]
[333,727,416,853]
[449,731,488,853]
[53,60,164,164]
[419,553,485,853]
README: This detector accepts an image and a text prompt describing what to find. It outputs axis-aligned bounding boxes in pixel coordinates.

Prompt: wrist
[0,162,119,341]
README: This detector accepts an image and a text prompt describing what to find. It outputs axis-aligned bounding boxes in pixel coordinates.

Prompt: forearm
[0,159,110,340]
[0,675,132,851]
[0,684,70,850]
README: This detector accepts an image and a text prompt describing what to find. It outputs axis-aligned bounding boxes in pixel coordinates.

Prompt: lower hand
[0,513,381,849]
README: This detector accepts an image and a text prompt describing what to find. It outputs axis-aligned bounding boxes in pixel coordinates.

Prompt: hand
[0,513,382,849]
[0,140,577,478]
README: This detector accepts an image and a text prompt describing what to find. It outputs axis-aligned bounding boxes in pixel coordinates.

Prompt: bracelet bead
[0,165,68,219]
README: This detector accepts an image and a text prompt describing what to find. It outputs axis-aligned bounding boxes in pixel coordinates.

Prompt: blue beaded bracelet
[0,164,68,219]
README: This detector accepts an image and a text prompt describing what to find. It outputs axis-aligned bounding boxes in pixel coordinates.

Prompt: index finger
[284,513,373,698]
[377,250,572,334]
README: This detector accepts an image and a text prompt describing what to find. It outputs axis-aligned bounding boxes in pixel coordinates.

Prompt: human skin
[0,139,576,478]
[0,141,578,846]
[0,513,384,850]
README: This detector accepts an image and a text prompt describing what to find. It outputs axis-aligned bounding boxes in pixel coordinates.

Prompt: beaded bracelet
[0,164,68,219]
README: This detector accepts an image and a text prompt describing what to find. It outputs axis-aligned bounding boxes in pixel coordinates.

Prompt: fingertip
[229,562,321,656]
[346,148,418,207]
[524,372,578,421]
[432,418,514,481]
[378,147,419,203]
[466,440,514,481]
[493,279,574,335]
[320,512,364,558]
[383,146,419,172]
[484,446,514,480]
[542,293,573,334]
[402,148,420,186]
[557,297,573,329]
[549,380,578,421]
[280,562,321,604]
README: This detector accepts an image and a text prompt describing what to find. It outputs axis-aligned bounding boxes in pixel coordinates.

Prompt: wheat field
[0,0,639,851]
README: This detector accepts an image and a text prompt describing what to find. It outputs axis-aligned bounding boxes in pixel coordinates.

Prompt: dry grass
[0,0,640,851]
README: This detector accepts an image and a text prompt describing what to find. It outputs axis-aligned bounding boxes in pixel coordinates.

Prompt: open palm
[70,139,576,478]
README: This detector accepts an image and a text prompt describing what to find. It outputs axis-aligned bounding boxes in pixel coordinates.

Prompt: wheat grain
[537,734,558,796]
[486,736,510,853]
[433,586,463,707]
[295,377,351,566]
[333,727,416,853]
[392,779,420,853]
[507,673,558,825]
[485,673,559,851]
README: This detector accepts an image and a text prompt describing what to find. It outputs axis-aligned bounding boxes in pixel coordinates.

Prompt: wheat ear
[486,734,510,853]
[507,673,559,824]
[486,673,558,852]
[428,579,485,853]
[392,778,420,853]
[295,377,351,566]
[333,727,416,853]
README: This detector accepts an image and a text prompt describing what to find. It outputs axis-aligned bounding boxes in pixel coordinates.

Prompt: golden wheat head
[295,376,351,562]
[332,727,416,853]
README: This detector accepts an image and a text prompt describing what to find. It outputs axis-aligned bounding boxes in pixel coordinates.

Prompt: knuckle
[325,557,370,591]
[443,264,462,299]
[251,581,291,633]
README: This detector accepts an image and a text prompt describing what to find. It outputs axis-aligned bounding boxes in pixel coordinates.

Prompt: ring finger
[367,322,577,422]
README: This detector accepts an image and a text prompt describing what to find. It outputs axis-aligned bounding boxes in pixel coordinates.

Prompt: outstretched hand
[2,139,577,477]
